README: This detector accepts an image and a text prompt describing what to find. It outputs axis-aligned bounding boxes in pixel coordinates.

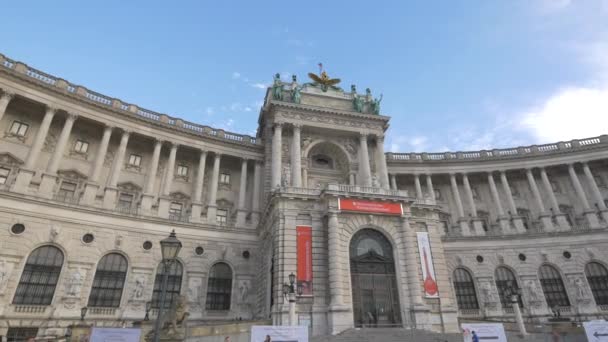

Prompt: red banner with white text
[297,226,313,296]
[339,198,403,215]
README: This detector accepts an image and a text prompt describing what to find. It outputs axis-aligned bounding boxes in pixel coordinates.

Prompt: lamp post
[144,301,152,321]
[153,230,182,342]
[282,273,302,326]
[505,284,527,336]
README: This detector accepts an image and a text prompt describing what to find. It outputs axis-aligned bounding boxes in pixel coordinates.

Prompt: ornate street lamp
[153,230,182,342]
[282,273,298,326]
[80,306,88,321]
[144,301,152,321]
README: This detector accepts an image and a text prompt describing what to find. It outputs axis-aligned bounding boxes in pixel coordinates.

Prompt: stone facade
[0,53,608,340]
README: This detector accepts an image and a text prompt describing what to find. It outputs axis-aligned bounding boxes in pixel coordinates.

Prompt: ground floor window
[7,327,38,342]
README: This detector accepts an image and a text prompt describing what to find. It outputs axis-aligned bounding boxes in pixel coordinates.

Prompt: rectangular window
[9,121,29,137]
[219,173,230,185]
[169,202,183,216]
[0,167,10,185]
[128,154,142,167]
[74,140,89,153]
[177,165,189,177]
[7,327,39,342]
[58,181,77,198]
[217,209,228,225]
[118,193,134,209]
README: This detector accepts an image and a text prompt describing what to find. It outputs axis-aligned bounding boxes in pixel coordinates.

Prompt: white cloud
[232,72,241,79]
[244,106,252,112]
[518,85,608,143]
[205,107,214,116]
[251,83,267,89]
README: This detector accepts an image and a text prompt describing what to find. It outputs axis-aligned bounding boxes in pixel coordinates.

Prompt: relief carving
[0,260,14,294]
[130,274,147,300]
[65,268,85,297]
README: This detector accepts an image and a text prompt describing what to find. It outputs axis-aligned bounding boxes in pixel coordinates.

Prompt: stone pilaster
[103,130,130,209]
[190,149,207,223]
[449,173,470,235]
[39,113,78,197]
[0,91,14,122]
[82,125,113,205]
[291,124,301,187]
[251,160,262,225]
[463,174,484,235]
[582,162,608,223]
[271,123,282,189]
[487,172,511,233]
[499,171,525,233]
[140,139,163,214]
[425,174,435,202]
[358,133,372,187]
[206,153,221,223]
[375,135,389,189]
[390,173,397,190]
[414,174,423,199]
[568,163,600,228]
[12,106,57,193]
[525,168,555,231]
[236,158,248,226]
[327,210,351,334]
[539,168,570,229]
[158,143,178,219]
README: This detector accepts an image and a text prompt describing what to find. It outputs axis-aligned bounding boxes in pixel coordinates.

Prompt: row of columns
[6,101,261,225]
[390,165,607,235]
[270,122,389,190]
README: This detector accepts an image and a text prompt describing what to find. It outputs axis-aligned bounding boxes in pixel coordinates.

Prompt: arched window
[539,264,570,308]
[13,246,64,305]
[494,267,522,308]
[453,268,479,310]
[585,262,608,305]
[88,253,128,307]
[206,263,232,311]
[151,261,183,308]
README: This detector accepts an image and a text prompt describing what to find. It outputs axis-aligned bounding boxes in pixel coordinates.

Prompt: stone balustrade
[386,136,608,163]
[0,53,259,147]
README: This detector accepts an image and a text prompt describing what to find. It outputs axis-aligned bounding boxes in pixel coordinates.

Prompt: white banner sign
[251,325,308,342]
[416,232,439,298]
[584,320,608,341]
[90,328,141,342]
[461,323,507,342]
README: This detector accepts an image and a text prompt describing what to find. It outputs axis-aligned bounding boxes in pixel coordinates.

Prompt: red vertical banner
[297,226,313,296]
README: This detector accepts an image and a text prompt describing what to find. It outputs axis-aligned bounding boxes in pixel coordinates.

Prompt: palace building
[0,53,608,340]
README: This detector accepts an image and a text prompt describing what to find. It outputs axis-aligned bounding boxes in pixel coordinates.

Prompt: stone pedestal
[11,168,36,193]
[38,173,58,198]
[471,219,486,235]
[511,217,526,233]
[158,197,171,219]
[207,204,217,224]
[103,187,119,209]
[458,219,471,236]
[600,209,608,224]
[584,210,601,228]
[539,213,555,232]
[190,202,203,222]
[251,211,260,226]
[236,209,247,227]
[81,182,100,205]
[328,304,352,335]
[140,193,156,215]
[497,216,513,234]
[553,214,571,231]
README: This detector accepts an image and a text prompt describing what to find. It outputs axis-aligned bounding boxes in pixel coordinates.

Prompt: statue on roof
[272,73,283,100]
[292,86,302,104]
[353,93,364,113]
[308,63,341,92]
[370,94,383,115]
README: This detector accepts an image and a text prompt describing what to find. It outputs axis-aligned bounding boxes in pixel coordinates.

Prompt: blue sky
[2,0,607,152]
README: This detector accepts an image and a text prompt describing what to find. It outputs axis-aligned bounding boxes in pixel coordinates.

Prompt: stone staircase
[310,327,588,342]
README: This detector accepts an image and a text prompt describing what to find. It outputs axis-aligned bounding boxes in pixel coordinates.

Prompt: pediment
[118,181,142,192]
[0,152,24,166]
[57,169,88,181]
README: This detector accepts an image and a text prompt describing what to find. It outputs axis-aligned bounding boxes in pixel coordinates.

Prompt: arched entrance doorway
[350,229,401,327]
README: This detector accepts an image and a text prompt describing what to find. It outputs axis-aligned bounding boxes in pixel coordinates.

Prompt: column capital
[103,123,115,131]
[121,129,131,137]
[198,148,208,155]
[359,132,368,140]
[240,157,249,163]
[292,123,302,129]
[66,112,79,121]
[45,105,59,114]
[376,134,385,143]
[169,141,179,148]
[274,122,283,128]
[153,137,165,145]
[213,152,222,158]
[1,90,15,100]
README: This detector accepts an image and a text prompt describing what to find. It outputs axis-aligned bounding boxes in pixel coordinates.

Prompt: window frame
[0,166,10,185]
[205,262,233,311]
[9,120,29,137]
[176,164,189,177]
[74,140,89,154]
[453,268,479,310]
[87,253,128,308]
[494,266,523,308]
[216,209,228,225]
[13,246,64,305]
[151,261,183,309]
[128,154,142,167]
[539,264,570,308]
[586,262,608,305]
[219,172,231,185]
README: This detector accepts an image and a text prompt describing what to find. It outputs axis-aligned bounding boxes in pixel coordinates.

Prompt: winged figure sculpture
[308,63,341,92]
